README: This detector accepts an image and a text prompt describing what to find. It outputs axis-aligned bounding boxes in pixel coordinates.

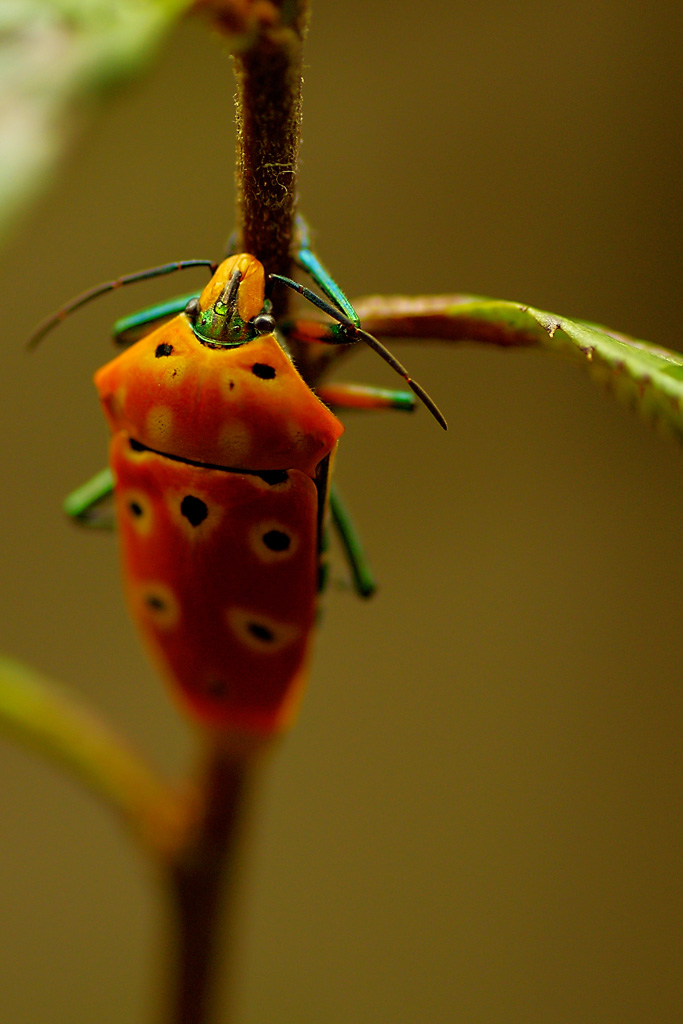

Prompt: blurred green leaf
[0,654,183,855]
[0,0,192,243]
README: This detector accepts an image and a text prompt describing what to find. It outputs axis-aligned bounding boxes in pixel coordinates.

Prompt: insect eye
[252,313,276,335]
[184,297,200,321]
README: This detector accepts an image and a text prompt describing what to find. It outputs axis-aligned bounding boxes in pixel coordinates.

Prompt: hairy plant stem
[233,0,310,318]
[157,6,310,1021]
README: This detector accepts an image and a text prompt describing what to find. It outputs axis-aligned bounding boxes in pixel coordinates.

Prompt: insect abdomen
[111,432,321,732]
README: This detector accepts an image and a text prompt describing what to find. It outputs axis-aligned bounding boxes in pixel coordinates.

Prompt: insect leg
[292,217,359,324]
[317,382,416,412]
[294,254,359,327]
[112,293,200,346]
[329,483,377,599]
[274,298,447,430]
[63,467,115,529]
[280,318,351,346]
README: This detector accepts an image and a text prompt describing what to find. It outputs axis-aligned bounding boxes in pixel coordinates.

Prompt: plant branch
[233,0,310,316]
[159,734,266,1024]
[0,655,183,858]
[152,6,310,1021]
[350,293,683,439]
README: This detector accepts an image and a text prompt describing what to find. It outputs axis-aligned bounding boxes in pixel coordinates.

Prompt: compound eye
[184,297,200,322]
[252,313,276,335]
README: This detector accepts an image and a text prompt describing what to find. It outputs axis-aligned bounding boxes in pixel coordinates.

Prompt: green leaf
[0,0,192,243]
[353,294,683,442]
[0,654,183,855]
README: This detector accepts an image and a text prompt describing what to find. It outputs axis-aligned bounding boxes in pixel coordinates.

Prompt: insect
[29,236,446,733]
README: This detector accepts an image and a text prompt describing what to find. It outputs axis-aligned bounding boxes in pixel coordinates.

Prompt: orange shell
[95,317,344,477]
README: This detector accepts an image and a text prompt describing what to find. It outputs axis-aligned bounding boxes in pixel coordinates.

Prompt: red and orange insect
[30,248,445,734]
[97,254,343,731]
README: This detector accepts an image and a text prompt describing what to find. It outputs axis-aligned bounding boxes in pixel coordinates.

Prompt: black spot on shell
[155,343,174,358]
[180,495,208,527]
[263,529,290,552]
[247,622,275,643]
[128,501,143,518]
[255,470,288,486]
[252,363,276,379]
[145,594,166,612]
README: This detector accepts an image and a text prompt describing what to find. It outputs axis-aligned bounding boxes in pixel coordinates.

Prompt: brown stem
[233,0,310,317]
[160,736,266,1024]
[154,8,310,1021]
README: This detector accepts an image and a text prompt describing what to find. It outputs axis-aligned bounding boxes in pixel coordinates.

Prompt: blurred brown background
[0,2,682,1021]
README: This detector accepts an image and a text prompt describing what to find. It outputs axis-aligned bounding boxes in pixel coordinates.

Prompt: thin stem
[233,0,310,316]
[159,735,267,1024]
[153,7,310,1022]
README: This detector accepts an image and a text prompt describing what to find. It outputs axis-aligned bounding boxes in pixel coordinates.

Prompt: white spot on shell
[113,385,127,417]
[217,421,253,463]
[145,405,174,448]
[286,422,306,449]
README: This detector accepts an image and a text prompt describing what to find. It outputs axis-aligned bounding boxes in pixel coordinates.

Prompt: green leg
[112,293,199,346]
[329,483,377,599]
[294,216,360,325]
[275,304,447,430]
[317,382,415,412]
[280,321,415,411]
[63,467,115,529]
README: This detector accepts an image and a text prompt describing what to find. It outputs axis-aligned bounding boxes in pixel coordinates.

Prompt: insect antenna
[270,273,448,430]
[27,259,218,349]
